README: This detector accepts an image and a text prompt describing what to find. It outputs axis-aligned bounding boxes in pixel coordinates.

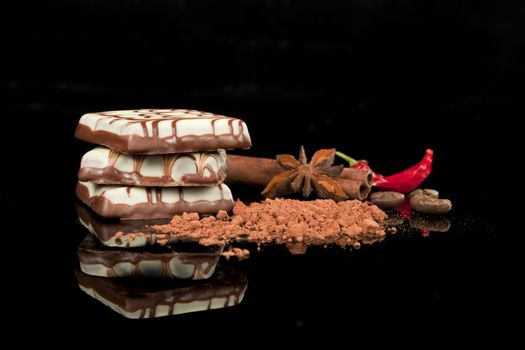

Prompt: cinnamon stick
[337,179,371,200]
[226,155,371,200]
[225,155,281,186]
[340,167,373,186]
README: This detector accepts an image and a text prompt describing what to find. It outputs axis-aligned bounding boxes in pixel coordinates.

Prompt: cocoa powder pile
[144,198,387,249]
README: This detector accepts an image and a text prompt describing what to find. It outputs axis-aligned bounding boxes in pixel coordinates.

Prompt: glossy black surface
[1,0,521,338]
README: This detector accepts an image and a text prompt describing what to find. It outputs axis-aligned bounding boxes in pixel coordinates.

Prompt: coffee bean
[410,188,439,199]
[410,194,452,214]
[422,189,439,198]
[369,191,405,209]
[409,189,424,198]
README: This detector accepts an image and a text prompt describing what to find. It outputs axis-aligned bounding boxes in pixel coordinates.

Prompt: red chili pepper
[336,149,433,193]
[372,149,433,193]
[351,162,371,171]
[351,162,385,183]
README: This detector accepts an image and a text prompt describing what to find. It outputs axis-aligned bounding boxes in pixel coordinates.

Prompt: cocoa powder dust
[137,198,387,250]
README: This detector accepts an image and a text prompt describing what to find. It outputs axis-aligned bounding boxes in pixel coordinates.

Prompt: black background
[1,0,522,339]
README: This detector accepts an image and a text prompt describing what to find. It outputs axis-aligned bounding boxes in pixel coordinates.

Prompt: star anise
[261,146,348,201]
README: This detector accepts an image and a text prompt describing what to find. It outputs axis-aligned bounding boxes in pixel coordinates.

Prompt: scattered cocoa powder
[145,198,387,249]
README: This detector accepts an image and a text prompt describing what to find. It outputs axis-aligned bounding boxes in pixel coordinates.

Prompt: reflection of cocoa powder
[286,242,308,255]
[142,198,386,249]
[222,247,251,260]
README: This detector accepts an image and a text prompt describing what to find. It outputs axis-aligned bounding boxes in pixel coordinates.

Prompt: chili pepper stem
[335,151,359,166]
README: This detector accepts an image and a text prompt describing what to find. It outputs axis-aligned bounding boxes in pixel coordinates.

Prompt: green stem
[335,151,359,166]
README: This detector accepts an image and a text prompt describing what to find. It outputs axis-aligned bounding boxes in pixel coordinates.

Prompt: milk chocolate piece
[75,266,247,319]
[76,181,234,220]
[79,147,228,187]
[75,109,251,154]
[76,202,173,247]
[78,234,223,279]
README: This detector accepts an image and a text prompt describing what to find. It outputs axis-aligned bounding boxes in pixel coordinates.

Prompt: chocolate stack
[72,109,251,318]
[75,109,251,220]
[74,108,252,248]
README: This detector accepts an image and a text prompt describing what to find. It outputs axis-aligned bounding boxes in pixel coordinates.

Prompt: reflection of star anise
[262,146,348,201]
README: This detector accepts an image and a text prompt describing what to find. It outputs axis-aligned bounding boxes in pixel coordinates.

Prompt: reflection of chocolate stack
[75,266,248,319]
[78,233,224,279]
[75,202,171,247]
[73,109,251,317]
[75,202,226,280]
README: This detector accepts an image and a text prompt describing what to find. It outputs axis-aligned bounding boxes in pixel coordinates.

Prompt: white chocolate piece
[76,181,234,219]
[79,147,228,187]
[75,109,251,154]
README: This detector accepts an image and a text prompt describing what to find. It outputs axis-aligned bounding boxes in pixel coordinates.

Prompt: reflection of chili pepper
[336,149,433,193]
[394,197,412,220]
[419,229,431,238]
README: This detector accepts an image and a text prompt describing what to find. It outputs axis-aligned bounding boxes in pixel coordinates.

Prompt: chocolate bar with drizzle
[75,181,234,220]
[75,266,247,319]
[79,147,227,187]
[77,234,223,280]
[75,109,251,154]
